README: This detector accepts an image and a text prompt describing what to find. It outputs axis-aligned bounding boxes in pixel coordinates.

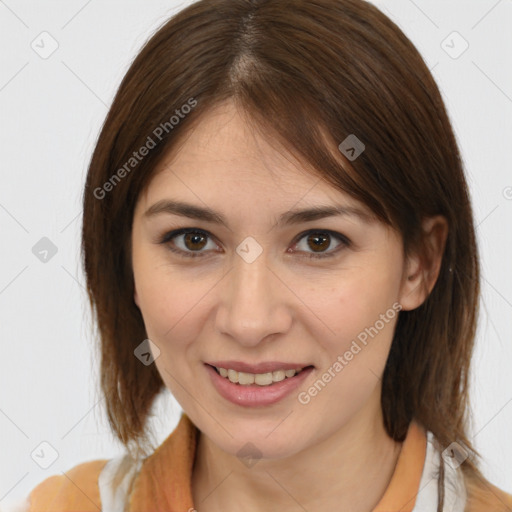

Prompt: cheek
[136,270,211,395]
[298,277,400,422]
[132,249,215,355]
[306,267,401,367]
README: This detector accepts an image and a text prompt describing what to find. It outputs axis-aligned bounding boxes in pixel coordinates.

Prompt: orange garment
[22,413,449,511]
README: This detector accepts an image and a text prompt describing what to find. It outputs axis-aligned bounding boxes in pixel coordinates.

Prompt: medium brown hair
[81,0,488,507]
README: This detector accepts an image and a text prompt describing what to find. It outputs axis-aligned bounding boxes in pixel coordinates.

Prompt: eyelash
[157,228,351,260]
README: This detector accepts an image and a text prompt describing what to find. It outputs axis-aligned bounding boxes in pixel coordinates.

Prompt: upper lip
[206,361,314,374]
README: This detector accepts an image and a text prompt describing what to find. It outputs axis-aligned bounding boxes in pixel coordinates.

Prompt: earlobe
[399,260,430,311]
[398,215,448,311]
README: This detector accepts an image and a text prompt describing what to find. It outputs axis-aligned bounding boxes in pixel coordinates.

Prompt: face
[131,100,418,460]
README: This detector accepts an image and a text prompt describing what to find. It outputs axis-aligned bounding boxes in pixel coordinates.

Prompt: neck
[191,388,403,512]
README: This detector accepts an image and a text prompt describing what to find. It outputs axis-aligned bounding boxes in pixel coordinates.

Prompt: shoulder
[26,459,109,512]
[464,472,512,512]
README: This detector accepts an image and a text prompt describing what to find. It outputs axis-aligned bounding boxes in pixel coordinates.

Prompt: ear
[398,215,448,311]
[134,287,140,308]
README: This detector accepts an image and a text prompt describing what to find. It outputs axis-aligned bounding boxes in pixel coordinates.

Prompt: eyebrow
[143,199,374,228]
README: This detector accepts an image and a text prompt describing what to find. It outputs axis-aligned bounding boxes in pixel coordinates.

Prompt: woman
[16,0,512,510]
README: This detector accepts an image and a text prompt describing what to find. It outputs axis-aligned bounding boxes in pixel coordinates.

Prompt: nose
[215,250,292,347]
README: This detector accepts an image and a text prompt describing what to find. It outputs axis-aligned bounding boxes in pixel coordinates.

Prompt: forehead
[155,102,313,182]
[139,101,366,214]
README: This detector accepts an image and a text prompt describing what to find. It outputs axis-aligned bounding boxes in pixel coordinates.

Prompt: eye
[158,228,219,258]
[157,228,350,259]
[290,230,350,259]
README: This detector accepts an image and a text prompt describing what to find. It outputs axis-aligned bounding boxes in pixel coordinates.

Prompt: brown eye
[159,228,350,260]
[292,230,350,259]
[183,232,208,251]
[306,232,331,252]
[159,228,218,258]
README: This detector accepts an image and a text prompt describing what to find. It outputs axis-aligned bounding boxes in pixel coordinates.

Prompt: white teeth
[255,372,273,385]
[215,366,306,386]
[227,369,238,383]
[238,372,255,385]
[272,370,286,382]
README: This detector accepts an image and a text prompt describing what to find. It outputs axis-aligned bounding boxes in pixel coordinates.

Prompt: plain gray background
[0,0,511,507]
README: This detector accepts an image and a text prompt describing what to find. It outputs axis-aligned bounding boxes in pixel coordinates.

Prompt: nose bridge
[216,248,290,345]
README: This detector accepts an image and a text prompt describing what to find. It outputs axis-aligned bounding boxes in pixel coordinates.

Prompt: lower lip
[205,364,314,407]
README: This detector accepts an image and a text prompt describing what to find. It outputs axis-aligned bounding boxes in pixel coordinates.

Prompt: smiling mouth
[207,364,315,386]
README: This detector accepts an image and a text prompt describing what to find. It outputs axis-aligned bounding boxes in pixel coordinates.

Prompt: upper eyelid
[160,227,350,250]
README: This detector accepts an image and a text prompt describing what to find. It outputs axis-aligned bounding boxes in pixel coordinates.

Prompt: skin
[131,99,448,512]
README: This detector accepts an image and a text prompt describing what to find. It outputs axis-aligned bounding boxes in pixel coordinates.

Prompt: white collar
[413,431,467,511]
